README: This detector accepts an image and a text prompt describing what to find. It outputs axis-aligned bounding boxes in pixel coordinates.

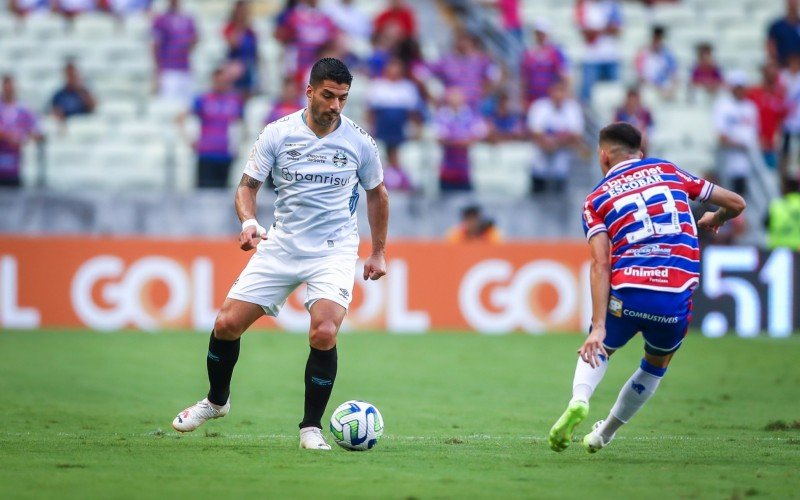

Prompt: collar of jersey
[301,109,343,139]
[605,158,640,178]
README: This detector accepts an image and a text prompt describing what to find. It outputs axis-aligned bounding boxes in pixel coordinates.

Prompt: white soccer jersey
[244,109,384,257]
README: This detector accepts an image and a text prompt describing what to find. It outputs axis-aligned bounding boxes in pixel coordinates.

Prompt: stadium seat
[591,83,626,124]
[65,116,108,143]
[73,14,117,39]
[22,14,65,40]
[145,99,188,122]
[122,12,152,41]
[398,140,440,193]
[98,100,139,123]
[173,143,197,192]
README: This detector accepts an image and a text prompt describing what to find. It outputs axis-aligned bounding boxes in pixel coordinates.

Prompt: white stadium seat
[98,100,139,122]
[65,116,109,143]
[72,14,117,38]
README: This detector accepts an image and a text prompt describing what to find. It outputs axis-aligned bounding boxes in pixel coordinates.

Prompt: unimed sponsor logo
[623,267,669,278]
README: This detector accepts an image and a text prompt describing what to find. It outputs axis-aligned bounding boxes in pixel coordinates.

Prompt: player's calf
[585,358,668,453]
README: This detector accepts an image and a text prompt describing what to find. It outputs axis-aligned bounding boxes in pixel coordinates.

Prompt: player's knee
[309,321,338,350]
[213,313,245,341]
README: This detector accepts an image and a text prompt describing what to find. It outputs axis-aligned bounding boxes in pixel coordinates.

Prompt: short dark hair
[599,122,642,152]
[697,42,713,53]
[309,58,353,87]
[462,204,481,218]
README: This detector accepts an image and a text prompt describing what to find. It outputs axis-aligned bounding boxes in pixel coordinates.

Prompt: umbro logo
[286,150,301,159]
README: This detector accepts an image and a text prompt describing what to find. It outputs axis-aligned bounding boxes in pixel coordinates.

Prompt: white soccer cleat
[582,420,614,453]
[172,397,230,433]
[299,427,332,450]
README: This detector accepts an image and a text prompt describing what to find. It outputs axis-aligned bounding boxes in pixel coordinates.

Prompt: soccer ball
[329,400,384,451]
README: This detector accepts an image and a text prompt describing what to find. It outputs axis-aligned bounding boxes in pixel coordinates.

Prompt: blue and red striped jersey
[582,158,714,293]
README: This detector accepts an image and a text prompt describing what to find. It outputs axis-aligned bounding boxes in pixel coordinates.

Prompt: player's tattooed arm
[235,173,263,223]
[238,173,263,190]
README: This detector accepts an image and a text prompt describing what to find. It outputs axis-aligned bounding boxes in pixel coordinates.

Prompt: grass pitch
[1,330,799,499]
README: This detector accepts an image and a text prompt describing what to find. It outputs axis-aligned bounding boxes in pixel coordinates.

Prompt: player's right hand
[239,226,267,251]
[697,211,720,234]
[578,327,608,368]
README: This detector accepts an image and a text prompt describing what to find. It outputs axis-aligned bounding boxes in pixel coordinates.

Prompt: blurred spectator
[54,0,97,19]
[265,77,302,124]
[768,0,800,68]
[520,18,569,108]
[178,69,244,189]
[635,26,678,100]
[324,0,371,43]
[689,43,724,97]
[9,0,49,17]
[101,0,151,15]
[446,205,503,243]
[527,79,584,194]
[713,71,759,195]
[223,0,260,100]
[0,75,43,187]
[366,57,420,191]
[275,0,298,26]
[495,0,523,44]
[275,0,338,82]
[766,177,800,249]
[614,87,654,144]
[746,61,788,169]
[152,0,197,103]
[50,61,96,122]
[396,38,433,102]
[314,35,360,74]
[432,32,500,110]
[366,23,405,78]
[781,54,800,177]
[780,53,800,90]
[373,0,416,42]
[575,0,622,102]
[485,92,525,143]
[435,87,488,192]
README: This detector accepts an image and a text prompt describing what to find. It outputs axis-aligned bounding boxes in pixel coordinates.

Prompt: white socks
[571,355,609,403]
[598,360,666,440]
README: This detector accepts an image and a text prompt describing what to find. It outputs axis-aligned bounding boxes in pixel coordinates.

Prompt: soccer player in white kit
[172,58,389,450]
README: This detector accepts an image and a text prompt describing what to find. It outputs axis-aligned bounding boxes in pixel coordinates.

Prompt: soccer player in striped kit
[548,122,746,453]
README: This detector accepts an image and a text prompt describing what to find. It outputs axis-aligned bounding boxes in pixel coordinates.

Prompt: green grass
[1,330,799,499]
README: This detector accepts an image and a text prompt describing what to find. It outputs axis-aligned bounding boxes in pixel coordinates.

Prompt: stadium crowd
[1,0,799,239]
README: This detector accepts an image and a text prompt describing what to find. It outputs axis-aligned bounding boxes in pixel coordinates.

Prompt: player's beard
[310,102,339,129]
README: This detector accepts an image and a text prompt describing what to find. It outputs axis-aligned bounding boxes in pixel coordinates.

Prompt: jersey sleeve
[243,125,277,182]
[357,133,384,190]
[582,198,607,241]
[672,164,715,202]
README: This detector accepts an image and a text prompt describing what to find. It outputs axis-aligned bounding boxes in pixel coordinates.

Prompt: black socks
[206,332,240,406]
[299,346,338,429]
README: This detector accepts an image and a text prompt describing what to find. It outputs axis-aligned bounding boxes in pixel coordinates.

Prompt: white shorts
[158,70,194,105]
[227,243,357,317]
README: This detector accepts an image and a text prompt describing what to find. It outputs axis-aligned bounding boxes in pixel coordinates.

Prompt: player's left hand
[578,327,608,368]
[363,253,387,281]
[697,211,720,234]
